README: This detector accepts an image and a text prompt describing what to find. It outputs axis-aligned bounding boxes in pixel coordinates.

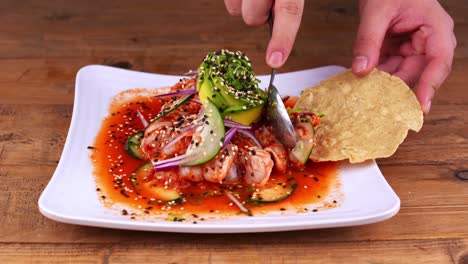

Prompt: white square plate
[38,65,400,233]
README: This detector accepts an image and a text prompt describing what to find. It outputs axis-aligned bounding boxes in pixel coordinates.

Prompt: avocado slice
[198,78,227,108]
[222,104,264,125]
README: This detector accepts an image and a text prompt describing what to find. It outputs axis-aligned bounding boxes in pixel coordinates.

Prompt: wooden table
[1,0,467,263]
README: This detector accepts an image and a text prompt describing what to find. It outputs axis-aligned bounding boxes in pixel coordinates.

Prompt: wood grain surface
[0,0,467,263]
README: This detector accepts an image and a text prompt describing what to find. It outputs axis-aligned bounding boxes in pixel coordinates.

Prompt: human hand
[224,0,304,68]
[352,0,456,114]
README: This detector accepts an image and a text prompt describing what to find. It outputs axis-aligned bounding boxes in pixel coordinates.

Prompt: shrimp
[179,166,204,182]
[223,163,241,184]
[230,132,274,185]
[140,121,173,160]
[166,144,239,184]
[237,146,273,186]
[201,144,238,183]
[264,145,288,172]
[140,110,199,160]
[254,126,288,172]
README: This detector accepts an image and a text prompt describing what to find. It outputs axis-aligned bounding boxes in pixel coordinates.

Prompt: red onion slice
[136,110,149,128]
[155,89,196,98]
[224,119,251,129]
[226,192,249,213]
[223,127,238,147]
[190,99,202,105]
[164,129,194,153]
[237,129,262,148]
[152,154,185,166]
[152,155,186,171]
[178,122,201,133]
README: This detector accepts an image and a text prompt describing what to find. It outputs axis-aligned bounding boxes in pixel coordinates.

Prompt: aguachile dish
[90,49,424,222]
[90,50,341,221]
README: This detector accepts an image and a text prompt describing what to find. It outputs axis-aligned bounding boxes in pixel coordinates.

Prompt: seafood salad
[91,50,336,219]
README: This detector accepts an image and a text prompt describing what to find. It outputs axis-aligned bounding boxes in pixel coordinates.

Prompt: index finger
[266,0,304,68]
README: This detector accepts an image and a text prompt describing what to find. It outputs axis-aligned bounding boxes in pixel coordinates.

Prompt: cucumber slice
[290,117,315,165]
[130,163,181,201]
[181,99,225,166]
[124,131,144,159]
[251,183,297,203]
[151,94,194,123]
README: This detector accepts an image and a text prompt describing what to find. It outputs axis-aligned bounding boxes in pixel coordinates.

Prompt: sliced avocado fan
[197,50,267,125]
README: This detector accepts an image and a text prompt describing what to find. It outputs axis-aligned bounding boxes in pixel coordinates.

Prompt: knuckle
[275,0,304,17]
[227,7,241,16]
[243,14,264,26]
[431,81,441,92]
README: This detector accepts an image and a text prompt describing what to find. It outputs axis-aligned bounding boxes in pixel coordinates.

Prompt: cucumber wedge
[251,183,297,203]
[124,131,144,159]
[151,94,194,123]
[181,99,225,166]
[289,117,315,165]
[130,163,181,201]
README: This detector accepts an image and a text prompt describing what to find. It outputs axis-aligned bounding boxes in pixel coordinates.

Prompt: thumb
[352,4,393,76]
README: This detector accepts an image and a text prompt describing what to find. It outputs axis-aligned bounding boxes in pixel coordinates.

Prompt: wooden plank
[0,164,467,244]
[0,243,104,264]
[0,239,467,263]
[0,104,71,166]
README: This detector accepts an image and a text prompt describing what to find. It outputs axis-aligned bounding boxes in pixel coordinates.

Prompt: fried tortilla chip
[295,69,423,163]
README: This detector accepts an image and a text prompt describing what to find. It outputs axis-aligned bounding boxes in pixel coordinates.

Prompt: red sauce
[91,89,340,220]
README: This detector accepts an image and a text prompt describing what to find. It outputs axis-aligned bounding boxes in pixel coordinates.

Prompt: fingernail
[268,51,283,68]
[423,99,432,114]
[352,56,368,73]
